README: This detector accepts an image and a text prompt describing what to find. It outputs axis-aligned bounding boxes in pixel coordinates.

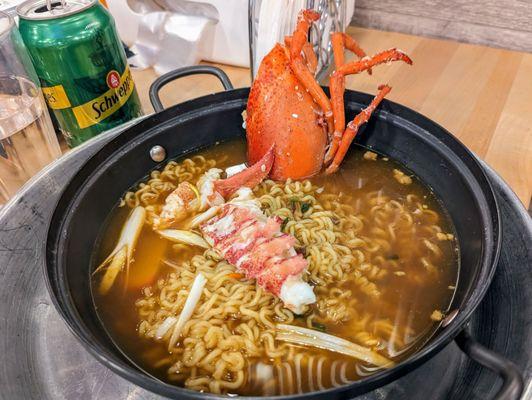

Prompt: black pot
[45,66,524,400]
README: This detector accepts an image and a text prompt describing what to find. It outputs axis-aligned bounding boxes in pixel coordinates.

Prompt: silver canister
[248,0,355,81]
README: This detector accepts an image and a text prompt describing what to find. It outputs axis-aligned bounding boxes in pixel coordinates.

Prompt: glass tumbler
[248,0,355,81]
[0,11,61,205]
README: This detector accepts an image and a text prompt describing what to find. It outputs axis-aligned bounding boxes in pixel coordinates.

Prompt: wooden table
[131,27,532,208]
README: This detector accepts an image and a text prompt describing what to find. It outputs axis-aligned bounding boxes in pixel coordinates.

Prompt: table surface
[131,27,532,208]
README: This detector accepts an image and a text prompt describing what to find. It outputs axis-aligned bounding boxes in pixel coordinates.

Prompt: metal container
[44,66,523,400]
[17,0,143,147]
[248,0,355,81]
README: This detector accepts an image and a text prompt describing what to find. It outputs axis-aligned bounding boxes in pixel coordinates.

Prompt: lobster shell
[246,44,328,180]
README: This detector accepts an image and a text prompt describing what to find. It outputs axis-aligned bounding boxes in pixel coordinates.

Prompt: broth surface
[92,140,459,395]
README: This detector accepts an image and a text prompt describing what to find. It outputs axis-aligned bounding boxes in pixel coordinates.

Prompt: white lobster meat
[200,191,316,314]
[154,148,316,313]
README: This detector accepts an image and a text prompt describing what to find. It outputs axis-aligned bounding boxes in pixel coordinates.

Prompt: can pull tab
[46,0,67,11]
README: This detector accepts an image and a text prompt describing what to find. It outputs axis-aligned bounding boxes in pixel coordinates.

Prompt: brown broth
[92,140,459,395]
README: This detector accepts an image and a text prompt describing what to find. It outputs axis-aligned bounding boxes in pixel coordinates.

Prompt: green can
[17,0,143,147]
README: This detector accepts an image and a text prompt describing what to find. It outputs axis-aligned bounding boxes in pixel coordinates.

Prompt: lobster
[246,9,413,180]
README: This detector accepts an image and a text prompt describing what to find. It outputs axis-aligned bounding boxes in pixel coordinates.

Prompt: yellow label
[72,66,135,129]
[42,85,71,109]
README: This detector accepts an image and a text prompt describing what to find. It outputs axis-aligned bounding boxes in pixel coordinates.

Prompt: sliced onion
[330,360,339,387]
[94,206,146,295]
[340,361,350,384]
[294,353,303,393]
[276,324,394,368]
[168,273,207,349]
[225,163,247,178]
[157,229,210,248]
[307,354,315,392]
[281,362,293,394]
[188,206,220,228]
[155,316,178,339]
[254,362,275,395]
[316,356,326,390]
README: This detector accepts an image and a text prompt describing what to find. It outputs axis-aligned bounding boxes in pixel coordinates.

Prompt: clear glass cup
[0,11,61,205]
[248,0,354,81]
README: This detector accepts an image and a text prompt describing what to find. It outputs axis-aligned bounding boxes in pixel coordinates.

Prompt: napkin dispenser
[106,0,249,72]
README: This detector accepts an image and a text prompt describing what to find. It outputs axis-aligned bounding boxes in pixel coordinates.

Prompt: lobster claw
[246,9,412,180]
[214,146,275,198]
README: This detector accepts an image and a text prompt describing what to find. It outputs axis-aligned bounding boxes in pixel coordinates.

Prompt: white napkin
[130,11,215,75]
[109,0,218,74]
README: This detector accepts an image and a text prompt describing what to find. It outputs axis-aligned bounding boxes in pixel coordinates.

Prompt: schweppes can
[17,0,143,147]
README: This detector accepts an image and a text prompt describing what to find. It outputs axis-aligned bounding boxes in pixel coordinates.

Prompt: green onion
[93,206,146,295]
[158,229,210,248]
[276,324,394,368]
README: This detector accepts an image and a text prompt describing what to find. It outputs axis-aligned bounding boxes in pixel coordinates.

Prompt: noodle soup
[92,140,459,395]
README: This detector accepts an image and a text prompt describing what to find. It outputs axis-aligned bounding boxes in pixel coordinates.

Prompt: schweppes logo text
[72,66,135,129]
[42,85,71,109]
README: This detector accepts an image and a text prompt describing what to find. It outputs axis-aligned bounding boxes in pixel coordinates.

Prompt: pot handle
[149,66,234,112]
[455,330,523,400]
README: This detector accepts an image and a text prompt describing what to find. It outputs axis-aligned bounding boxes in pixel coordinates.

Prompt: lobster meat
[201,200,315,314]
[153,149,316,313]
[246,9,413,180]
[153,148,274,229]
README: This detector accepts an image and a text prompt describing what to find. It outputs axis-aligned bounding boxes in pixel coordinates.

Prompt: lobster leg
[285,36,318,75]
[332,32,369,67]
[213,146,274,198]
[288,10,334,133]
[324,33,370,165]
[325,85,391,175]
[324,48,413,165]
[337,48,412,75]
